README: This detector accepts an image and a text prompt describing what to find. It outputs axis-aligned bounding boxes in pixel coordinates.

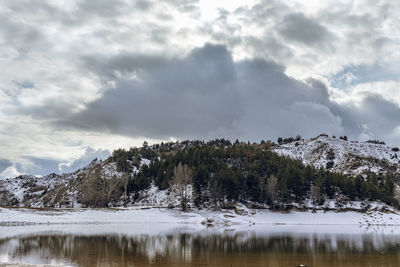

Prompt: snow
[135,183,171,207]
[140,158,151,167]
[0,207,202,228]
[273,135,399,175]
[2,206,400,237]
[0,174,69,205]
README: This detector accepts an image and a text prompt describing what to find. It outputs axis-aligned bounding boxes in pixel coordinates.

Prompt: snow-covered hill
[0,157,177,208]
[1,136,400,210]
[273,134,400,176]
[0,162,90,207]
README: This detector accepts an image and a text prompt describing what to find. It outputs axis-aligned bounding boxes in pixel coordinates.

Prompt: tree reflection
[1,232,400,266]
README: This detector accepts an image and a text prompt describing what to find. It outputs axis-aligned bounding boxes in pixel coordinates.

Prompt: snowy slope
[0,173,75,206]
[0,159,125,208]
[273,135,400,176]
[1,136,400,210]
[0,157,161,208]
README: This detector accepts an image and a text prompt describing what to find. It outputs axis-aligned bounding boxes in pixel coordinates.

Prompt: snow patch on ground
[134,183,193,209]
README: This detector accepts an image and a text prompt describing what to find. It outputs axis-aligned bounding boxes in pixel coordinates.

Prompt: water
[1,225,400,266]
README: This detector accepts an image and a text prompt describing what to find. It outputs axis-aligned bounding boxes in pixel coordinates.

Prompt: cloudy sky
[1,0,400,178]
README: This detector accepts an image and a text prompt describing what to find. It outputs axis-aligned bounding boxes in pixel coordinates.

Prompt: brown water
[2,230,400,266]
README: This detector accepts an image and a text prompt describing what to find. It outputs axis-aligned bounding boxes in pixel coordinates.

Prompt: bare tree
[170,163,192,211]
[266,174,279,210]
[80,166,123,207]
[121,173,130,203]
[106,175,122,203]
[80,167,105,207]
[394,185,400,204]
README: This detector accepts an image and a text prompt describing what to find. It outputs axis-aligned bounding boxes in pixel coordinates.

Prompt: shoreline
[2,206,400,230]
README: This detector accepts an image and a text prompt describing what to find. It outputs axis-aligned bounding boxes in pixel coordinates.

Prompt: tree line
[81,139,399,209]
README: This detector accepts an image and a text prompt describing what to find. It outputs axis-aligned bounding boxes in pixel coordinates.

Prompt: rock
[234,207,248,216]
[201,218,215,226]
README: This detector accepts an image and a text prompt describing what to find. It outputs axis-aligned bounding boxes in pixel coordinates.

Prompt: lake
[1,224,400,266]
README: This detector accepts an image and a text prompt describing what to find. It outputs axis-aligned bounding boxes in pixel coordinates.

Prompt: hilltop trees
[90,139,400,209]
[5,139,398,209]
[277,135,301,145]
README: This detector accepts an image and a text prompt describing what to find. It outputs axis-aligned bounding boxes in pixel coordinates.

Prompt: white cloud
[346,81,400,106]
[0,165,23,179]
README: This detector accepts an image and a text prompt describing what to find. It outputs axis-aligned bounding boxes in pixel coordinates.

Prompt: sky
[1,0,400,178]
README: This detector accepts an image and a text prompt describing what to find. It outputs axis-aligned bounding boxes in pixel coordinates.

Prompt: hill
[274,134,399,176]
[1,137,399,211]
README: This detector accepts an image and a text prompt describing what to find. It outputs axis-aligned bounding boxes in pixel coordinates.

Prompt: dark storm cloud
[305,78,331,104]
[277,13,334,50]
[58,44,241,139]
[243,36,294,62]
[81,54,169,80]
[0,15,44,56]
[46,44,344,140]
[230,60,343,139]
[355,94,400,133]
[14,39,400,143]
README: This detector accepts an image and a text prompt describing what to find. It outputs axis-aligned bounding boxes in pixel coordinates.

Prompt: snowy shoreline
[2,206,400,236]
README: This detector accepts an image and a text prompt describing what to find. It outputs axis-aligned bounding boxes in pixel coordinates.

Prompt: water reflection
[1,230,400,266]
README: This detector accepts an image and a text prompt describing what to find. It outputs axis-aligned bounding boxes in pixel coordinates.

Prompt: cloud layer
[27,43,400,144]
